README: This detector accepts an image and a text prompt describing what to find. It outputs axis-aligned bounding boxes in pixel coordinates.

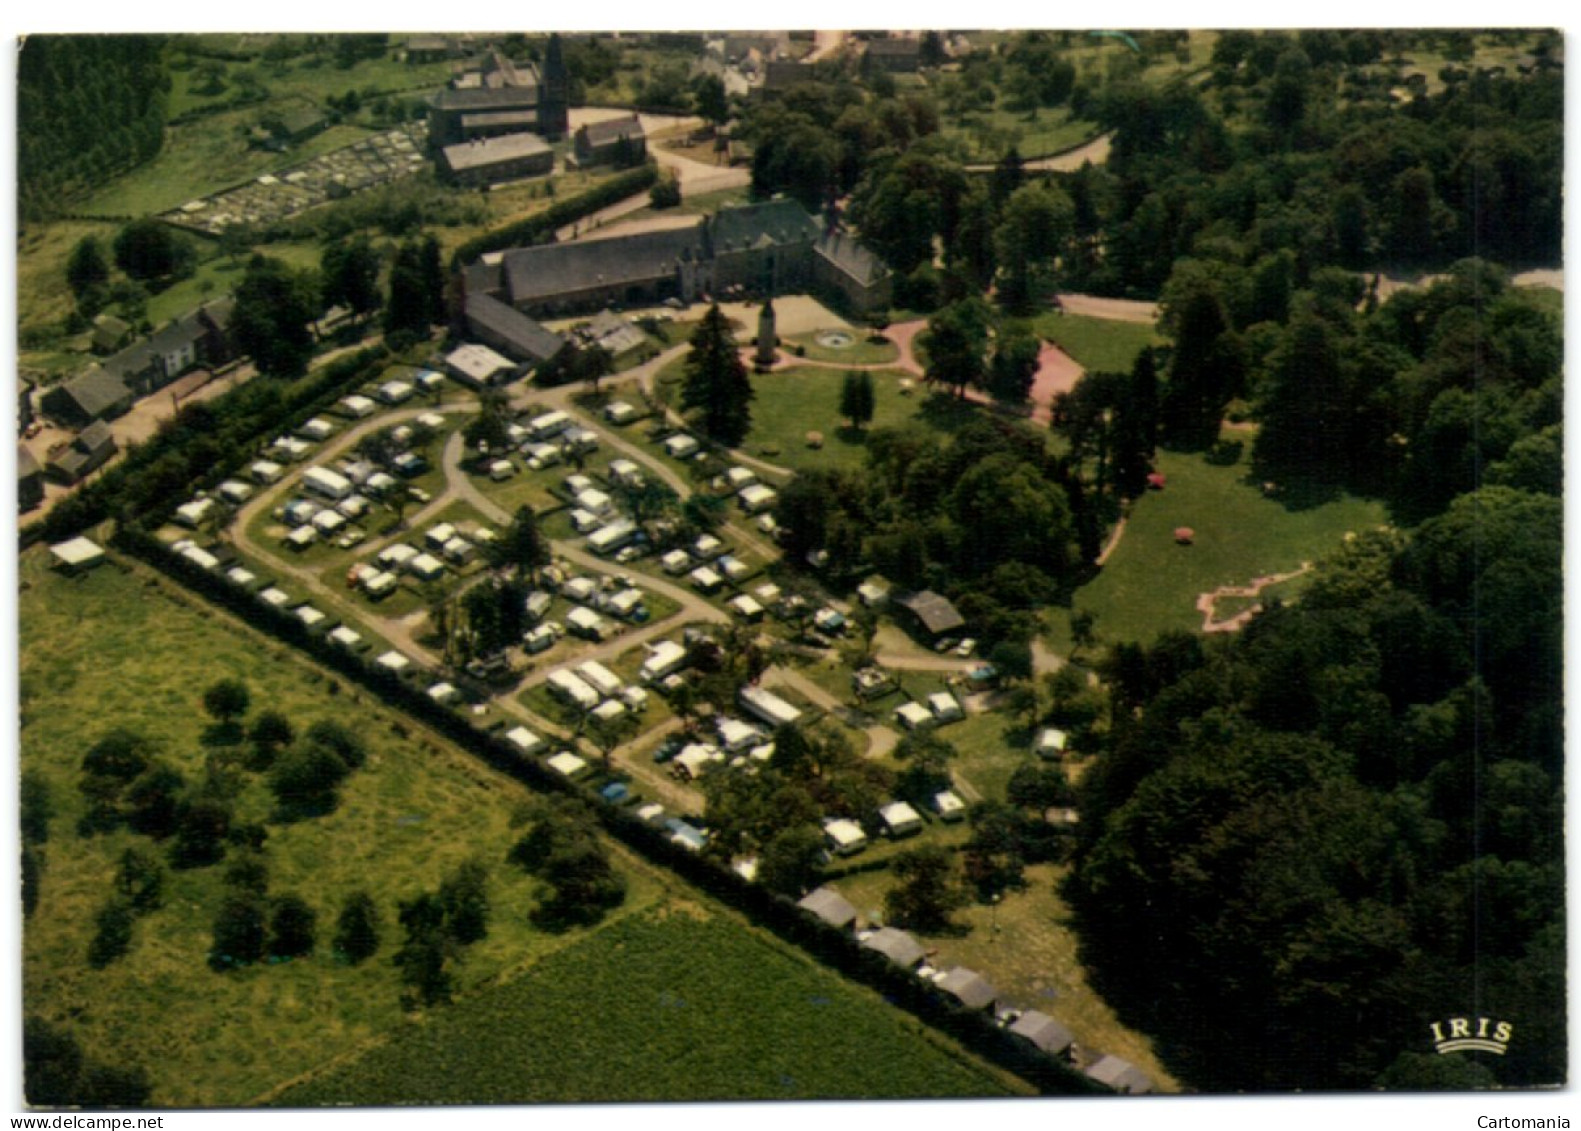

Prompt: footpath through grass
[276,907,1025,1104]
[1058,438,1389,650]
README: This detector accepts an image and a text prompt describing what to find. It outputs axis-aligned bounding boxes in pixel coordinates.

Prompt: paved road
[964,132,1113,173]
[762,664,901,763]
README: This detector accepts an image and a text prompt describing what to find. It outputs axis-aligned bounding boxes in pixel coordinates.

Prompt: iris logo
[1431,1017,1514,1055]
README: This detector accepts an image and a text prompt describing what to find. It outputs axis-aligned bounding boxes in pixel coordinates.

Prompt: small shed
[505,726,546,757]
[934,790,967,822]
[861,926,924,968]
[823,818,868,856]
[879,801,924,837]
[49,536,106,573]
[1009,1010,1075,1057]
[936,967,997,1012]
[1036,727,1069,759]
[798,887,858,931]
[547,750,591,781]
[928,691,963,722]
[1085,1055,1155,1095]
[894,702,934,731]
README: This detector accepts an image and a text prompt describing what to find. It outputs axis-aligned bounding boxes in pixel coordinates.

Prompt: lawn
[832,863,1179,1093]
[743,367,965,473]
[17,547,672,1107]
[1028,312,1162,374]
[1054,440,1390,651]
[938,104,1096,163]
[274,907,1025,1104]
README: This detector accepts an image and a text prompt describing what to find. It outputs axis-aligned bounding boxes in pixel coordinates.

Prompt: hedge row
[22,344,391,550]
[111,527,1109,1099]
[449,162,659,266]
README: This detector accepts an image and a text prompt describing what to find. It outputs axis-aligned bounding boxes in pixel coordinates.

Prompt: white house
[180,545,220,571]
[724,466,758,491]
[338,394,377,418]
[879,801,924,837]
[587,518,638,556]
[297,417,337,442]
[641,639,688,683]
[505,726,546,757]
[547,669,601,711]
[604,400,638,425]
[284,526,318,551]
[664,433,700,459]
[575,487,614,516]
[1036,727,1069,759]
[591,699,628,724]
[895,702,934,730]
[329,625,365,651]
[738,685,802,729]
[577,660,623,699]
[608,458,643,487]
[258,586,291,608]
[425,522,457,550]
[660,549,692,574]
[547,750,591,780]
[824,819,868,856]
[375,650,413,676]
[716,717,761,754]
[379,543,420,569]
[529,410,571,439]
[428,681,461,705]
[174,498,217,529]
[691,533,725,559]
[218,479,253,505]
[376,379,414,405]
[737,483,778,514]
[406,553,446,582]
[934,790,967,822]
[607,589,645,620]
[689,566,723,593]
[727,594,764,621]
[249,459,284,485]
[928,691,964,722]
[362,571,399,599]
[569,508,602,534]
[302,466,353,502]
[564,606,607,640]
[311,509,348,536]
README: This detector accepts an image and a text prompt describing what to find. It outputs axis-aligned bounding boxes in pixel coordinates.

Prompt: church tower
[539,33,570,140]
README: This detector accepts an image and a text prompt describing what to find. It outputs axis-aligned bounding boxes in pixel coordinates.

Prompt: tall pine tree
[681,304,754,446]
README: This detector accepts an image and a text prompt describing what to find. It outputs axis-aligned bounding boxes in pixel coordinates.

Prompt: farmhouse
[426,39,569,149]
[483,199,892,318]
[463,293,567,368]
[861,926,925,969]
[41,369,133,429]
[572,113,646,167]
[440,131,554,186]
[43,421,118,484]
[797,886,858,931]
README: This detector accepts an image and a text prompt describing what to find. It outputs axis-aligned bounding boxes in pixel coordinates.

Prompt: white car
[955,638,978,658]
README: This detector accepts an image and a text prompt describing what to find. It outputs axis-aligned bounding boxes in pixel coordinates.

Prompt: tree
[20,770,52,845]
[304,719,368,771]
[692,73,729,126]
[114,846,165,914]
[112,218,191,281]
[320,235,381,321]
[756,825,827,897]
[66,236,110,297]
[994,182,1074,313]
[463,387,511,453]
[247,710,295,770]
[394,893,457,1006]
[87,899,136,968]
[268,893,317,957]
[334,891,382,964]
[490,504,551,580]
[921,297,993,397]
[884,843,967,933]
[24,1018,152,1108]
[210,891,268,969]
[1159,273,1240,448]
[438,859,490,945]
[987,329,1040,405]
[839,370,875,431]
[509,799,626,930]
[232,254,319,378]
[203,678,251,727]
[383,238,437,343]
[961,802,1028,900]
[168,794,232,869]
[22,847,41,918]
[268,743,352,819]
[681,304,754,446]
[649,173,682,209]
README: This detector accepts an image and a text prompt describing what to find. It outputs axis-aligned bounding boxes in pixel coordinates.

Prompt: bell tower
[540,33,570,140]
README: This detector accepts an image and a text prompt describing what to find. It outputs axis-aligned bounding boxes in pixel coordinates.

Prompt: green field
[1030,312,1162,374]
[742,367,977,473]
[276,908,1023,1104]
[17,546,669,1106]
[1054,437,1390,651]
[782,331,902,366]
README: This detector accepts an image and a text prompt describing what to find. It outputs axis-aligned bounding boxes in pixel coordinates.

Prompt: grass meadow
[275,907,1024,1104]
